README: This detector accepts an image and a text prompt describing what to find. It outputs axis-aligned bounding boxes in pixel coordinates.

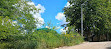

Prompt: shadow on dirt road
[107,47,111,49]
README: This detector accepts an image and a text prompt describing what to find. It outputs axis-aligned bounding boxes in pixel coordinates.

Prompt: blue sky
[31,0,69,33]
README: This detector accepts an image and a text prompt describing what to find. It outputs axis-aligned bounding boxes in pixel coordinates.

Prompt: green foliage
[0,16,19,41]
[0,0,39,34]
[61,31,84,46]
[0,28,84,49]
[0,34,38,49]
[64,0,111,41]
[0,0,84,49]
[0,0,19,17]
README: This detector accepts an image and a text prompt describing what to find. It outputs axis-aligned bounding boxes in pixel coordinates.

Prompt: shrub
[0,28,84,49]
[61,31,84,46]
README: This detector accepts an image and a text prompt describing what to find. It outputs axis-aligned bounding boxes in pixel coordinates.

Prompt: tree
[0,0,40,48]
[64,0,111,41]
[0,0,40,34]
[0,0,40,43]
[0,16,20,41]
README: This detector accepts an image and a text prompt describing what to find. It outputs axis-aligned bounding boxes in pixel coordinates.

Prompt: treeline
[0,0,84,49]
[63,0,111,41]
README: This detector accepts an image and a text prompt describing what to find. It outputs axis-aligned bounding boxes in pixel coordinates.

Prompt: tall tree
[64,0,111,41]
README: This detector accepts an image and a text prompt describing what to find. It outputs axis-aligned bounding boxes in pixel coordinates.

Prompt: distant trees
[64,0,111,41]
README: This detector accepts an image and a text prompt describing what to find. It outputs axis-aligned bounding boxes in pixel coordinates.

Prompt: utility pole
[67,0,88,36]
[81,4,83,36]
[81,0,89,36]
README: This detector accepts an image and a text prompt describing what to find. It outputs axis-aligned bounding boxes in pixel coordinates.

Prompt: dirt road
[56,41,111,49]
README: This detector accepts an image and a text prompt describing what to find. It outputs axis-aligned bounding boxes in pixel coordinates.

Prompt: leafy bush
[61,31,84,46]
[0,28,84,49]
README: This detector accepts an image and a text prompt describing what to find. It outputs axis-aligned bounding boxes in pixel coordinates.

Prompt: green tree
[64,0,111,41]
[0,0,39,34]
[0,16,20,41]
[0,0,39,48]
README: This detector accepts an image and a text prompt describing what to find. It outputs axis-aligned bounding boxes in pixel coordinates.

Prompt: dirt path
[56,41,111,49]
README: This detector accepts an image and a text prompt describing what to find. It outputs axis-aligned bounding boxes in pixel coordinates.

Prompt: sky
[30,0,70,33]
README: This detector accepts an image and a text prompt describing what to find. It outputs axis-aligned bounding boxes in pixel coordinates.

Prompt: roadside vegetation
[63,0,111,41]
[0,0,84,49]
[1,0,111,49]
[0,18,84,49]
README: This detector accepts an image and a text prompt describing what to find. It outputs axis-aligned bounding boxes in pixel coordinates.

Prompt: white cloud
[35,4,45,13]
[33,13,44,25]
[27,2,45,28]
[55,2,72,25]
[27,2,35,5]
[65,2,74,8]
[55,2,72,33]
[55,12,65,21]
[55,12,69,25]
[65,2,70,7]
